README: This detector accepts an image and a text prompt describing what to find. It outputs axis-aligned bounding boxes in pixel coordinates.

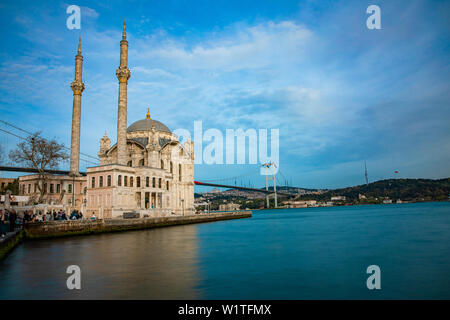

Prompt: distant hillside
[196,178,450,203]
[311,178,450,202]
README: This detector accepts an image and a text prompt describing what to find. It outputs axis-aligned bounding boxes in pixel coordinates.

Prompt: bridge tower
[262,162,277,208]
[70,37,85,176]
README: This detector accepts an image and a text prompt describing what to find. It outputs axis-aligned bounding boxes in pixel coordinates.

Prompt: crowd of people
[0,209,85,237]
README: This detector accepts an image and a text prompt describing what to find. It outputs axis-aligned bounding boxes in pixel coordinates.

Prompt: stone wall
[23,211,252,239]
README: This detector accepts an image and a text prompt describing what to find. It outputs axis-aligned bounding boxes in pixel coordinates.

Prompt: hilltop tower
[116,21,131,165]
[365,161,369,185]
[70,37,85,175]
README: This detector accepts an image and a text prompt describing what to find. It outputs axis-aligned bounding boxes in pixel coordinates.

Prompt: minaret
[116,21,131,165]
[70,37,85,175]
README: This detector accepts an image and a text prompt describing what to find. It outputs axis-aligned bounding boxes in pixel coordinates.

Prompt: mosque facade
[18,22,195,218]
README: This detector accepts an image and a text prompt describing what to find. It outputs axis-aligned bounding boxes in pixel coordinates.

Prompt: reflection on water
[1,202,450,299]
[0,225,201,299]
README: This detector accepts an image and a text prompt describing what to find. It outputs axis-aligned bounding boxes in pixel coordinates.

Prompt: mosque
[18,22,195,218]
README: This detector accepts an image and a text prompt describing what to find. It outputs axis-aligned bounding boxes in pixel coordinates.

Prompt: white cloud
[81,6,99,18]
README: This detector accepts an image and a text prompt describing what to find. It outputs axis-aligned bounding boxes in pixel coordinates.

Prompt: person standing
[9,210,17,232]
[0,210,7,237]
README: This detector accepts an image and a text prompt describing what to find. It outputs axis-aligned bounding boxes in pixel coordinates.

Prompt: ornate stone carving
[116,66,131,83]
[71,80,85,95]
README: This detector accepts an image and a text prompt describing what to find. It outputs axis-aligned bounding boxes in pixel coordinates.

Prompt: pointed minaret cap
[146,107,151,119]
[77,36,81,54]
[122,20,127,40]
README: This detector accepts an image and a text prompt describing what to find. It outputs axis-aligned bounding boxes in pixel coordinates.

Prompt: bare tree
[9,132,69,202]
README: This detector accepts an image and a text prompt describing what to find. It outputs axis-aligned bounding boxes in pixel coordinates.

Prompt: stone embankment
[23,211,252,239]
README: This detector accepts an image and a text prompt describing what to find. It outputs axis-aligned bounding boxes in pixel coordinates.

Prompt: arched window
[170,161,173,173]
[124,176,128,187]
[158,178,162,188]
[91,177,95,188]
[137,177,141,188]
[166,181,169,190]
[152,177,156,188]
[118,175,122,186]
[146,177,149,187]
[107,175,111,186]
[130,177,134,187]
[99,176,103,187]
[179,164,182,181]
[161,160,164,169]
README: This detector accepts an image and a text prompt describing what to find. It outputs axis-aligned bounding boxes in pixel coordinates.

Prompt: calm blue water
[0,202,449,299]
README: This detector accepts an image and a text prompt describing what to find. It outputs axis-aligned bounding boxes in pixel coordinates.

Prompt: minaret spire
[77,36,81,54]
[70,37,85,176]
[122,20,127,40]
[116,21,131,165]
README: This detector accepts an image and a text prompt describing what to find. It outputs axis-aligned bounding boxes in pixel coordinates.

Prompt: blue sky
[0,0,449,190]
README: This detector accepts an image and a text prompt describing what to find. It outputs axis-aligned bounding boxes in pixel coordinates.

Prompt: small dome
[127,118,171,133]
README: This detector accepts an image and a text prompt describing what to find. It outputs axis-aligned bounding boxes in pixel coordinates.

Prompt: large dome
[127,118,171,133]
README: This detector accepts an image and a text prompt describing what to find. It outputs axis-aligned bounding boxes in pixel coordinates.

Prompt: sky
[0,0,449,190]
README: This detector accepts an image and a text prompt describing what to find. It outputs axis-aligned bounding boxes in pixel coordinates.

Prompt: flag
[394,171,399,174]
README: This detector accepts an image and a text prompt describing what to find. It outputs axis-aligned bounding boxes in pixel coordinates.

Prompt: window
[92,177,96,188]
[124,176,128,187]
[179,164,182,181]
[170,161,173,173]
[99,176,103,187]
[166,181,169,191]
[107,175,111,187]
[57,184,61,193]
[158,178,162,188]
[152,177,156,188]
[118,175,122,186]
[43,183,47,193]
[161,160,164,169]
[127,160,132,167]
[139,159,144,167]
[34,183,37,193]
[137,177,141,188]
[27,184,31,194]
[130,177,134,187]
[68,184,72,193]
[146,177,149,187]
[50,184,54,193]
